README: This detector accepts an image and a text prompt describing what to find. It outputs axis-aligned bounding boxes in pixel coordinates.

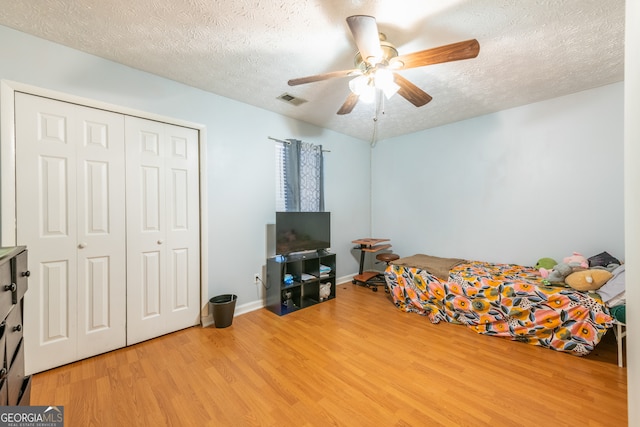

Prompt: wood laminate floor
[31,282,627,426]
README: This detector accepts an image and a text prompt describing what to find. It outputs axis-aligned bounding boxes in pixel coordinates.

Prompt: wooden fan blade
[288,69,360,86]
[346,15,383,64]
[337,92,359,115]
[391,39,480,70]
[394,73,432,107]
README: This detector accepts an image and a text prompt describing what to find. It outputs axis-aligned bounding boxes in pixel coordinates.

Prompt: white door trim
[0,79,210,325]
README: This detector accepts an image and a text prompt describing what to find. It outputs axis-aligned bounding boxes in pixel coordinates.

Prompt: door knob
[78,242,87,249]
[157,240,164,245]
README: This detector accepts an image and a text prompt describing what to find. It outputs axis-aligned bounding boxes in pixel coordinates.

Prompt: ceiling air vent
[277,93,307,106]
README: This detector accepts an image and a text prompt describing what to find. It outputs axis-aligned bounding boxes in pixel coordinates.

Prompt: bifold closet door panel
[15,93,127,374]
[74,104,127,360]
[125,116,200,346]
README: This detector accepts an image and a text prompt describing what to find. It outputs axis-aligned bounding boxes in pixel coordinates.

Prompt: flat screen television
[275,211,330,255]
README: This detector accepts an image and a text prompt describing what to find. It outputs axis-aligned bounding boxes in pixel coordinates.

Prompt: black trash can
[209,294,237,328]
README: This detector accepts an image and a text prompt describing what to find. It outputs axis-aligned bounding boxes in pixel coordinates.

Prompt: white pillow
[607,291,626,307]
[597,264,625,304]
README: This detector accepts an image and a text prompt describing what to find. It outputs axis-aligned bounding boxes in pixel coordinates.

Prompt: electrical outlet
[254,273,260,283]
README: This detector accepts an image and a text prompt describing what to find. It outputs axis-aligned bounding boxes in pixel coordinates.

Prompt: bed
[384,254,613,356]
[596,263,627,366]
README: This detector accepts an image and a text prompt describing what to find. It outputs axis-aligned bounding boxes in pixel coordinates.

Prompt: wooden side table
[352,238,392,292]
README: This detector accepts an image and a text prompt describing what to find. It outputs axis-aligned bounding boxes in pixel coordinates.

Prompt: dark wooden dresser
[0,246,30,406]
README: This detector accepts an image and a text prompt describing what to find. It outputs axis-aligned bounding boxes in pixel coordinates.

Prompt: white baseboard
[201,273,358,327]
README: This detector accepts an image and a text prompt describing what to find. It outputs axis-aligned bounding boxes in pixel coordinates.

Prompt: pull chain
[370,90,385,147]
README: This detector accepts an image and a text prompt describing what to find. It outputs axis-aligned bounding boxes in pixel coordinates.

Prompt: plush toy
[540,262,573,284]
[535,257,557,271]
[319,283,331,301]
[565,269,613,291]
[563,252,589,270]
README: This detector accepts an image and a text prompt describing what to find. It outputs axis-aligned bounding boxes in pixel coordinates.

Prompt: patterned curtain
[284,139,324,212]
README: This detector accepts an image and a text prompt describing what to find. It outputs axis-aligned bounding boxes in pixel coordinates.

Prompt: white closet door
[75,103,127,359]
[125,116,200,345]
[16,93,126,374]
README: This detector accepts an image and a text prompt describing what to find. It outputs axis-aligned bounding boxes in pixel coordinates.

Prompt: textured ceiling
[0,0,625,142]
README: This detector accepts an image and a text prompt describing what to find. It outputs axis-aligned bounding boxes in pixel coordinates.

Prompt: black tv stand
[266,251,336,316]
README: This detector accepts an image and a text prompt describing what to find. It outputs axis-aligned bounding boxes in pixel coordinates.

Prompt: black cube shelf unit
[266,251,336,315]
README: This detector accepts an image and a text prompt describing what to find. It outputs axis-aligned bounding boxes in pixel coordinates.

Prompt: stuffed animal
[540,262,573,284]
[563,252,589,270]
[565,269,613,291]
[535,257,557,271]
[319,283,331,301]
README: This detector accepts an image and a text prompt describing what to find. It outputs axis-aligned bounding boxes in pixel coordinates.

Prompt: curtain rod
[268,136,330,152]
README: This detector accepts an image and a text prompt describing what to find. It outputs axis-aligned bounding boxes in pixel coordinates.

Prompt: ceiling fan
[287,15,480,115]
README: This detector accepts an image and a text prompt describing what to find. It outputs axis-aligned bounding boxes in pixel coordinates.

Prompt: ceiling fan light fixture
[349,68,398,103]
[348,74,366,93]
[359,88,376,103]
[349,75,376,103]
[373,68,400,99]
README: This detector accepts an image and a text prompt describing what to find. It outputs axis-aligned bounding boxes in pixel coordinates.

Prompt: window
[275,139,324,212]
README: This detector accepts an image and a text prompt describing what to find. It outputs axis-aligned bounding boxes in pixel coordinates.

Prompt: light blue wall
[0,25,372,311]
[0,23,627,309]
[372,83,624,267]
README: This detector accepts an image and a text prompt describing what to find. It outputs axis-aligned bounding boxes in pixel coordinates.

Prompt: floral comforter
[385,260,613,356]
